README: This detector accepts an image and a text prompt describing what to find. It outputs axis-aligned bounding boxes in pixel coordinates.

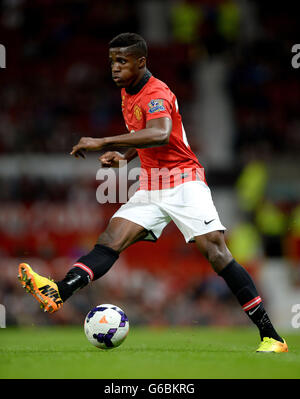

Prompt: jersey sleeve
[140,88,173,122]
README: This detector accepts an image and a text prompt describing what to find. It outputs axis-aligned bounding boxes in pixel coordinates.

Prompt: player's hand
[99,151,125,168]
[70,137,104,158]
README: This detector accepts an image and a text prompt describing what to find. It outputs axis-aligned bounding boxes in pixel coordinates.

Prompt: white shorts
[111,181,226,243]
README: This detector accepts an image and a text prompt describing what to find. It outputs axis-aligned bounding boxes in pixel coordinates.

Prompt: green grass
[0,326,300,379]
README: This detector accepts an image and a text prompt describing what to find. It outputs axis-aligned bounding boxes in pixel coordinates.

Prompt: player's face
[109,47,145,88]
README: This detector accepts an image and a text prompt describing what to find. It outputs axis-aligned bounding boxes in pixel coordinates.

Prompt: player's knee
[206,243,233,273]
[207,247,226,267]
[196,231,232,273]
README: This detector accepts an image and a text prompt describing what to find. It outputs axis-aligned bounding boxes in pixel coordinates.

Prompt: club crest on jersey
[148,99,165,113]
[134,104,142,120]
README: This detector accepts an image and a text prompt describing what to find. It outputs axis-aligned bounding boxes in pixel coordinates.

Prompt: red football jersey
[121,74,206,190]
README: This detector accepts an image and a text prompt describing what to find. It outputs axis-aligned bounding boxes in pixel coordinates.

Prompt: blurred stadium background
[0,0,299,331]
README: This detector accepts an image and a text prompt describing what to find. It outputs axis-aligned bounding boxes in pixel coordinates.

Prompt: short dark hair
[109,33,148,58]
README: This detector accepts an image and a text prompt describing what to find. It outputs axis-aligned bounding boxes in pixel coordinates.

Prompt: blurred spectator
[255,201,287,258]
[171,0,203,45]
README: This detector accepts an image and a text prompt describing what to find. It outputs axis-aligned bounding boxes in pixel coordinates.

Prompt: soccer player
[19,33,287,353]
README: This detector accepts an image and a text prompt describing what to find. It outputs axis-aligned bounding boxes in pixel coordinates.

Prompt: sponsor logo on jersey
[148,99,165,113]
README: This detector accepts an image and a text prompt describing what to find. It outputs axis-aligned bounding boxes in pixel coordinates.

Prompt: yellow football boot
[18,263,63,313]
[256,337,288,353]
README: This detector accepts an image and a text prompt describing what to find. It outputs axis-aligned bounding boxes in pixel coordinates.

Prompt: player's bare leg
[194,231,288,352]
[19,217,148,313]
[193,230,232,274]
[97,217,148,253]
[55,217,148,303]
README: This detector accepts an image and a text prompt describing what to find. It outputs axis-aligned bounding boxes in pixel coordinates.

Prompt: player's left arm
[70,117,172,157]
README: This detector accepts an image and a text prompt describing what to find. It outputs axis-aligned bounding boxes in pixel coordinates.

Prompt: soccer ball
[84,304,129,349]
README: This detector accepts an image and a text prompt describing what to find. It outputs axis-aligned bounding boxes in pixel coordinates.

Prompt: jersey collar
[125,69,152,95]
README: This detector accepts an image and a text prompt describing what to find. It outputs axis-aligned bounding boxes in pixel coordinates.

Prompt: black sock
[57,244,119,302]
[219,259,283,342]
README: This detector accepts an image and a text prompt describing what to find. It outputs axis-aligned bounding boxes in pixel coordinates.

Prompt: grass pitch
[0,326,300,379]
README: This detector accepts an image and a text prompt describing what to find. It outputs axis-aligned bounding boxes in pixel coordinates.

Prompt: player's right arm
[99,148,137,168]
